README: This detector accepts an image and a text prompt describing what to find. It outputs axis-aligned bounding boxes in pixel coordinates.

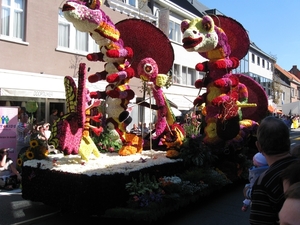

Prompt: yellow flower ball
[17,158,23,167]
[30,140,39,148]
[26,150,34,159]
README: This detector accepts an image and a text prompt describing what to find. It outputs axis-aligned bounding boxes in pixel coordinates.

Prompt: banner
[0,106,19,166]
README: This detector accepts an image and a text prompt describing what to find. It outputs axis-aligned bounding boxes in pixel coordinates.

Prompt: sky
[198,0,300,70]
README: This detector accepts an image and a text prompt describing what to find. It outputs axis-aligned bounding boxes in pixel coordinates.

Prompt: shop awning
[0,69,107,99]
[164,94,194,110]
[171,107,182,117]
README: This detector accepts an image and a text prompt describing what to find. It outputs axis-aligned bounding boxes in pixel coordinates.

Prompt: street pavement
[2,128,300,225]
[0,183,250,225]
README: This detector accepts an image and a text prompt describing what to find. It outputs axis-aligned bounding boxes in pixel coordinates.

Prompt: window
[257,56,260,66]
[262,59,265,68]
[251,53,255,63]
[267,61,270,70]
[58,14,70,48]
[122,0,137,7]
[282,92,285,104]
[1,0,25,40]
[233,53,249,74]
[171,64,198,86]
[181,66,198,86]
[58,9,94,54]
[169,21,181,43]
[128,0,136,7]
[75,30,88,52]
[291,88,295,97]
[172,64,181,84]
[181,66,187,85]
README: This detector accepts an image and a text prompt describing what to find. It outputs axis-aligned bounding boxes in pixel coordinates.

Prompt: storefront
[0,69,107,124]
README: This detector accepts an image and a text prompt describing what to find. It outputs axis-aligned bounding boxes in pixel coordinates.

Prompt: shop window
[1,0,25,40]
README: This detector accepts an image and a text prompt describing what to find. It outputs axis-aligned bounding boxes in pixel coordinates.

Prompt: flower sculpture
[48,63,103,161]
[137,58,175,137]
[181,15,268,149]
[116,19,185,153]
[62,0,183,155]
[62,0,136,156]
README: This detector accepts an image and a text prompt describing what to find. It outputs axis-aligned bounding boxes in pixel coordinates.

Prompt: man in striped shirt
[250,116,297,225]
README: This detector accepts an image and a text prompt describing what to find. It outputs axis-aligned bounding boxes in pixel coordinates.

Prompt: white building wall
[248,50,274,80]
[172,43,204,68]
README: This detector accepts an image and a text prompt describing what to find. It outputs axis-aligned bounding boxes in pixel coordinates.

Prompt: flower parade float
[20,0,268,222]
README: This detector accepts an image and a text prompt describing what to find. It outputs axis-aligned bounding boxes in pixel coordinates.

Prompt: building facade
[1,0,297,125]
[0,0,131,122]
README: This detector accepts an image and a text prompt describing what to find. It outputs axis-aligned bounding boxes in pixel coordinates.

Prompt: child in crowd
[242,152,269,212]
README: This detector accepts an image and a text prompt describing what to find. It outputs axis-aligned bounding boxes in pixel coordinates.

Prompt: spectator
[49,109,58,129]
[130,124,141,135]
[280,160,300,193]
[142,123,149,138]
[290,144,300,158]
[16,112,30,153]
[249,116,298,225]
[0,148,21,190]
[292,116,299,129]
[282,115,292,130]
[242,152,269,212]
[279,182,300,225]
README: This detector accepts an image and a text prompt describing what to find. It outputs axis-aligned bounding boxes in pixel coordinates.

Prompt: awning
[0,69,107,99]
[164,94,194,110]
[171,107,182,117]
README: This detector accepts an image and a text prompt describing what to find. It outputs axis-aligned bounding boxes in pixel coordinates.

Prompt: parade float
[20,0,268,222]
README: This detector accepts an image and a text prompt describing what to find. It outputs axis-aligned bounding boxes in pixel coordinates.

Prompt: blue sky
[198,0,300,71]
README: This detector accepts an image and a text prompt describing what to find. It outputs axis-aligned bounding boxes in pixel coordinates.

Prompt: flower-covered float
[20,0,268,222]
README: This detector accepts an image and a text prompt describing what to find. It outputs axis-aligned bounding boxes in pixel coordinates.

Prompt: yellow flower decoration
[30,140,39,148]
[17,158,23,167]
[26,150,34,159]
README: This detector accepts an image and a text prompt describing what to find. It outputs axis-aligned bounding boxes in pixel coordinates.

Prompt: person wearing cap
[242,152,269,212]
[249,116,298,225]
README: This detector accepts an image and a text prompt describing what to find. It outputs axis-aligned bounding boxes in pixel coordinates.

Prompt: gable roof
[275,63,300,84]
[169,0,205,17]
